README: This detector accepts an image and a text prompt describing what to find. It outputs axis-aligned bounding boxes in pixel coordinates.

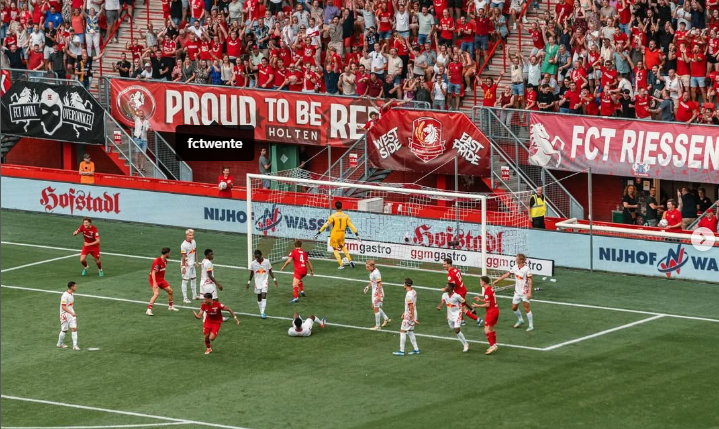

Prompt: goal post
[246,173,540,281]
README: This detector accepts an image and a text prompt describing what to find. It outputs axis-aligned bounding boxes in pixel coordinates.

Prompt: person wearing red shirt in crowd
[443,258,482,326]
[526,22,545,55]
[525,84,538,110]
[696,209,719,233]
[472,276,500,355]
[344,44,361,67]
[447,53,464,110]
[280,240,315,303]
[302,64,319,93]
[676,43,692,93]
[190,0,205,25]
[356,64,370,96]
[364,111,380,129]
[481,72,503,107]
[595,59,618,89]
[146,247,178,316]
[617,0,632,33]
[581,87,600,115]
[272,57,288,88]
[287,65,304,91]
[676,92,699,124]
[562,81,582,113]
[209,35,223,61]
[161,0,171,19]
[231,58,251,87]
[600,87,621,116]
[199,37,212,61]
[707,63,719,104]
[277,40,293,65]
[687,44,708,102]
[367,72,384,97]
[555,0,572,23]
[663,199,683,230]
[474,8,493,65]
[193,293,240,355]
[634,60,648,91]
[634,87,651,119]
[376,3,393,41]
[257,57,275,89]
[73,217,103,277]
[433,0,447,24]
[217,167,234,198]
[27,44,45,72]
[226,31,242,62]
[438,9,454,46]
[127,38,144,62]
[295,36,316,65]
[456,16,475,56]
[184,33,200,61]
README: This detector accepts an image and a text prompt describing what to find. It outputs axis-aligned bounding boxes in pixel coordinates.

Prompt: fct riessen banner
[109,79,379,146]
[366,109,491,176]
[529,113,719,182]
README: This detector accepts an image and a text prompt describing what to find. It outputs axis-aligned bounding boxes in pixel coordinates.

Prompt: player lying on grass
[193,293,239,355]
[73,217,103,277]
[472,276,500,355]
[437,282,471,352]
[280,240,314,303]
[248,250,279,319]
[393,278,420,356]
[147,247,179,316]
[288,312,326,337]
[314,201,361,269]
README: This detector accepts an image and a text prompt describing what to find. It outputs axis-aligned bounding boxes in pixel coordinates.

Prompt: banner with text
[109,80,379,146]
[366,109,491,176]
[529,113,719,182]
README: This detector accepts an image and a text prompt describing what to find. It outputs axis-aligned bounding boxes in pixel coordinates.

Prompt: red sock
[299,281,304,292]
[81,260,88,268]
[293,286,298,299]
[147,303,153,310]
[465,309,478,321]
[96,261,102,269]
[169,300,173,307]
[490,332,497,346]
[205,338,211,348]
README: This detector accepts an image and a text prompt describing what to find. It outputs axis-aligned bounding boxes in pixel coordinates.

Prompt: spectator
[645,186,663,227]
[138,62,153,80]
[663,199,683,230]
[133,109,150,173]
[678,187,698,229]
[79,153,95,185]
[649,90,675,121]
[104,0,120,43]
[431,73,447,109]
[695,209,718,232]
[622,184,639,225]
[259,147,272,188]
[49,44,66,79]
[84,8,100,57]
[697,188,713,214]
[114,52,132,78]
[217,167,234,197]
[529,186,546,229]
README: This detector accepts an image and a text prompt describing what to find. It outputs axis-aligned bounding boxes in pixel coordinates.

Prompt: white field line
[541,315,666,351]
[2,423,187,429]
[1,253,79,273]
[0,284,543,351]
[0,395,254,429]
[3,241,719,324]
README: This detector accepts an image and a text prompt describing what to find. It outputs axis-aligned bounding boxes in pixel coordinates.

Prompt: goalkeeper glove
[313,232,320,240]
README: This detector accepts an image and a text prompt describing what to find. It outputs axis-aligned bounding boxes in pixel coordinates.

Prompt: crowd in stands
[2,0,718,118]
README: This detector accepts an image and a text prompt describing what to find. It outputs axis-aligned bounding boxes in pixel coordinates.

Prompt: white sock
[190,278,197,298]
[57,331,66,346]
[399,332,407,352]
[181,279,188,300]
[257,300,263,313]
[514,309,524,322]
[527,311,534,327]
[379,309,389,320]
[261,299,267,313]
[374,312,381,327]
[71,331,78,347]
[456,331,467,346]
[408,331,418,351]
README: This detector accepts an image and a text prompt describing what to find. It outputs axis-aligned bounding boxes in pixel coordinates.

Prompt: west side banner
[529,113,719,182]
[366,109,491,176]
[109,79,379,146]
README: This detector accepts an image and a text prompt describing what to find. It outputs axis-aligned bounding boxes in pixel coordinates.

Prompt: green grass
[2,209,719,429]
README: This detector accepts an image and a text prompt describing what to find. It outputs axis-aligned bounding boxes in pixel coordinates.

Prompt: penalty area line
[1,253,80,273]
[1,422,189,429]
[0,395,254,429]
[541,315,665,351]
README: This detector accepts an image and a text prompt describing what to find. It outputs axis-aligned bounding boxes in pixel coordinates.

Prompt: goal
[246,173,534,281]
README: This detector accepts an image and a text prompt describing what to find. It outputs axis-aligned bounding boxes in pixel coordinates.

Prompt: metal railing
[473,106,584,219]
[104,110,166,179]
[321,135,368,184]
[3,68,58,82]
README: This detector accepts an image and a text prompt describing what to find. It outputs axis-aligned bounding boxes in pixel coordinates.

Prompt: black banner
[1,81,105,144]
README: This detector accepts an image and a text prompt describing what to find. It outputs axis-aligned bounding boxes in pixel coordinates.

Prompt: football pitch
[2,209,718,429]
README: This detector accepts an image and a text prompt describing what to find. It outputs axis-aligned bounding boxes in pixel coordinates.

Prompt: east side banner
[109,79,379,146]
[529,113,719,182]
[366,109,491,176]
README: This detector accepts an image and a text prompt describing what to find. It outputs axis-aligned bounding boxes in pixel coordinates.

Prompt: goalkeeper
[314,201,361,269]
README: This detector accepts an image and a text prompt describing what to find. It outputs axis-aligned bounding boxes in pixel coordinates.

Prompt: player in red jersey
[442,258,483,327]
[280,240,315,303]
[193,293,239,355]
[146,247,179,316]
[73,217,103,277]
[473,276,499,355]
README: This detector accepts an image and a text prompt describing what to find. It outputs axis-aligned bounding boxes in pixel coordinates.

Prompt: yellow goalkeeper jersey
[320,211,358,236]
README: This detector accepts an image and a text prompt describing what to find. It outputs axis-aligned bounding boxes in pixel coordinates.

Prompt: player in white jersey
[437,282,470,352]
[247,250,278,319]
[58,281,80,351]
[200,249,224,300]
[393,278,420,356]
[288,312,326,337]
[493,253,534,331]
[180,229,199,303]
[364,260,390,330]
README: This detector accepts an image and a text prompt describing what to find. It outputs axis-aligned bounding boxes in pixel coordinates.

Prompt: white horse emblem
[528,123,565,168]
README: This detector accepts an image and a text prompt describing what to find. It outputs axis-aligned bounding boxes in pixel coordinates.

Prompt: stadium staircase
[1,134,21,162]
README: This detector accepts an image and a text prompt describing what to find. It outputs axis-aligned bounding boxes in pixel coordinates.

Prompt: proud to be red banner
[109,80,380,146]
[367,109,491,176]
[529,113,719,182]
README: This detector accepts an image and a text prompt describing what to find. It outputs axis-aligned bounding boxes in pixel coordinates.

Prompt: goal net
[247,173,538,283]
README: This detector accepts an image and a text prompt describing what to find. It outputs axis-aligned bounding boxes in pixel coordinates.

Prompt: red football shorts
[203,322,221,336]
[150,280,170,289]
[293,271,307,280]
[81,246,100,258]
[485,308,499,327]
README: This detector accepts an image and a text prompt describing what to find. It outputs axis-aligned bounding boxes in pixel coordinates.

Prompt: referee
[529,186,546,229]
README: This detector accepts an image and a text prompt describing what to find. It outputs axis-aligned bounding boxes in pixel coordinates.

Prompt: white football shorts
[182,265,196,280]
[400,318,416,331]
[200,283,218,300]
[447,313,462,329]
[254,283,269,294]
[60,314,77,331]
[512,292,531,304]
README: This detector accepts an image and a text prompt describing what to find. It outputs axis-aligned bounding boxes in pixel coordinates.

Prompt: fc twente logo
[408,117,445,163]
[8,86,94,136]
[116,85,156,123]
[528,122,565,168]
